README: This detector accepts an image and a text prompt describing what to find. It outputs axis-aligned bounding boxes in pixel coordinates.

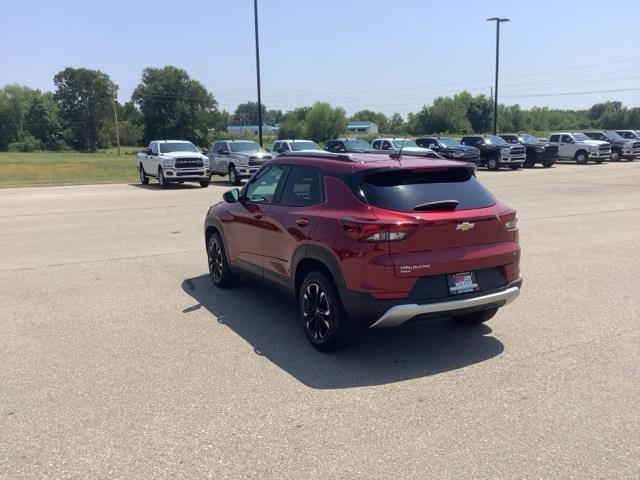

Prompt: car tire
[228,165,241,186]
[453,307,498,325]
[487,156,500,171]
[158,168,168,189]
[610,150,621,162]
[594,158,604,164]
[199,178,211,188]
[139,164,149,184]
[575,151,588,165]
[510,164,520,170]
[207,232,238,288]
[299,271,356,352]
[542,161,554,168]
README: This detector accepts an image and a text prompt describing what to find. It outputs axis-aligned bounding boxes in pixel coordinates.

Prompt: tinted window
[549,135,560,142]
[290,141,321,151]
[344,139,371,150]
[501,135,519,144]
[150,142,158,154]
[372,140,381,149]
[359,168,495,212]
[280,167,323,206]
[159,142,199,153]
[381,141,393,150]
[561,135,573,143]
[229,141,262,152]
[245,166,284,204]
[327,141,346,153]
[462,137,481,147]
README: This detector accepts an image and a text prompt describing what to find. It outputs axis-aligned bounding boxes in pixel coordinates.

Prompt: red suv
[204,151,522,351]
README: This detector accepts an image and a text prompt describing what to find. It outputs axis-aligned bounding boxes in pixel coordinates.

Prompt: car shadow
[181,274,504,390]
[128,183,201,190]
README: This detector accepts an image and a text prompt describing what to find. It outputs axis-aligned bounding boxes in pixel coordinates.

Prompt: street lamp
[253,0,263,147]
[487,17,509,135]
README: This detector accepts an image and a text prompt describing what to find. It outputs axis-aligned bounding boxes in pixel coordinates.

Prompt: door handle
[254,212,263,219]
[296,218,310,227]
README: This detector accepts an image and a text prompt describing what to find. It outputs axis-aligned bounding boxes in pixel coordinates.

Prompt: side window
[212,141,220,152]
[245,166,284,204]
[272,142,280,151]
[382,140,393,150]
[549,135,560,143]
[372,140,380,149]
[561,135,573,143]
[281,142,290,152]
[463,137,478,147]
[280,167,323,207]
[150,142,159,154]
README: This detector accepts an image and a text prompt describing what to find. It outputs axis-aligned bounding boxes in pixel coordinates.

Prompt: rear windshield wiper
[413,200,459,211]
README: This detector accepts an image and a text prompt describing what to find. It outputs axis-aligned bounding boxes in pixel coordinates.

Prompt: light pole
[253,0,263,147]
[487,17,509,135]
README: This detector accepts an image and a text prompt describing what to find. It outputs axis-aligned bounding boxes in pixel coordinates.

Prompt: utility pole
[112,88,121,155]
[253,0,263,147]
[487,17,509,135]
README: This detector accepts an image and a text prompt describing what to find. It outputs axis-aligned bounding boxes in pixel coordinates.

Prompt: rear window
[359,168,495,212]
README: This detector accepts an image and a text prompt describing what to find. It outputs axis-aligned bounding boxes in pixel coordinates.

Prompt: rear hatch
[357,166,518,279]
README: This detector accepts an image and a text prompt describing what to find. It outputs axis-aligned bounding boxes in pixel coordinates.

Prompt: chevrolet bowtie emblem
[456,222,475,231]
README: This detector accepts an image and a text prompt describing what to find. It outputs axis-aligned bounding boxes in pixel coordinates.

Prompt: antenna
[397,138,407,158]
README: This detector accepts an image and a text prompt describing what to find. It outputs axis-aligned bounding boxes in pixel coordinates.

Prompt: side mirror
[145,148,152,155]
[567,138,575,144]
[223,188,240,203]
[202,148,208,155]
[276,148,284,154]
[216,148,225,155]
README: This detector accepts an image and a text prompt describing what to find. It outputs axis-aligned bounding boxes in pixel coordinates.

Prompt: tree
[0,84,37,150]
[387,113,405,134]
[54,68,116,152]
[132,66,217,146]
[304,102,347,143]
[25,92,63,149]
[231,101,266,126]
[265,109,284,125]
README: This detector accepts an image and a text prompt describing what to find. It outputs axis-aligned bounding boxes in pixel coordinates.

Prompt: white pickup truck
[137,140,211,188]
[547,132,611,164]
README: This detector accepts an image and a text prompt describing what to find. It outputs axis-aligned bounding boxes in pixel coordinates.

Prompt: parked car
[547,132,611,164]
[325,138,374,153]
[208,140,272,185]
[371,138,437,156]
[583,131,639,161]
[271,139,322,156]
[415,137,481,164]
[204,151,522,351]
[137,140,211,188]
[499,133,558,168]
[615,129,640,141]
[460,135,526,170]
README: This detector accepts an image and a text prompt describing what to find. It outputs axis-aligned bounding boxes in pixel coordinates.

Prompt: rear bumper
[370,281,521,328]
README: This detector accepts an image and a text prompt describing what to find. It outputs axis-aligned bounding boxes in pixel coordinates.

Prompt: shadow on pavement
[181,274,504,389]
[128,183,201,190]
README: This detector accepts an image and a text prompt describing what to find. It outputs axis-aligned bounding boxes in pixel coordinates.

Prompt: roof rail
[278,151,353,162]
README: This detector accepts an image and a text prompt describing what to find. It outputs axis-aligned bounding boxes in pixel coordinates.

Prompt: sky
[1,0,639,118]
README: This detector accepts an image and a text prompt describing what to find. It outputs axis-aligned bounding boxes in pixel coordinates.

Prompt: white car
[137,140,211,188]
[371,138,436,155]
[271,139,323,156]
[547,132,611,164]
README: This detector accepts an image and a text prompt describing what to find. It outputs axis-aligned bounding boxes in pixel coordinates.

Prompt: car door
[210,142,221,172]
[559,134,573,158]
[215,141,229,173]
[223,165,286,275]
[261,166,325,285]
[144,142,159,173]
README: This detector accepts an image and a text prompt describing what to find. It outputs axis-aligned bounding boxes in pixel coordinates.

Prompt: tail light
[499,210,519,241]
[340,218,417,242]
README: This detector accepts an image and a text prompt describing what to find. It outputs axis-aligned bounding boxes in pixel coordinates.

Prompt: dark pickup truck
[415,137,481,164]
[499,133,558,168]
[460,135,526,170]
[584,131,639,161]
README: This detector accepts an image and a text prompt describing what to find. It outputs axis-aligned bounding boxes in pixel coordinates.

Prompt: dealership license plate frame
[448,271,480,295]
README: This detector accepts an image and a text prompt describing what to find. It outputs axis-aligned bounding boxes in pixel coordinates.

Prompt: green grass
[0,149,141,188]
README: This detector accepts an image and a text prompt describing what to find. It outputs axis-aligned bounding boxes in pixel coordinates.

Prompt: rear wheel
[228,165,241,186]
[487,156,500,171]
[207,232,238,288]
[299,271,356,352]
[453,307,498,325]
[139,164,149,184]
[575,151,588,165]
[610,150,621,162]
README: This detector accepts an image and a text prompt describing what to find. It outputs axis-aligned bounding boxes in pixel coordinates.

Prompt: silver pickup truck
[137,140,211,188]
[208,139,272,185]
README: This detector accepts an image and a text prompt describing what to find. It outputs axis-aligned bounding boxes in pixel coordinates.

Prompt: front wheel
[207,232,238,288]
[228,165,241,186]
[453,307,498,325]
[487,157,500,171]
[542,161,554,168]
[575,151,588,165]
[610,150,621,162]
[158,168,168,189]
[299,271,356,352]
[199,178,211,188]
[510,164,520,170]
[139,164,149,184]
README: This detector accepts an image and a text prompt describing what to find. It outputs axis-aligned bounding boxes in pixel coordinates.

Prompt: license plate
[448,272,479,295]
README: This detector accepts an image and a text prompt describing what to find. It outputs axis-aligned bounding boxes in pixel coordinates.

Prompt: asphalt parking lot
[1,162,639,479]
